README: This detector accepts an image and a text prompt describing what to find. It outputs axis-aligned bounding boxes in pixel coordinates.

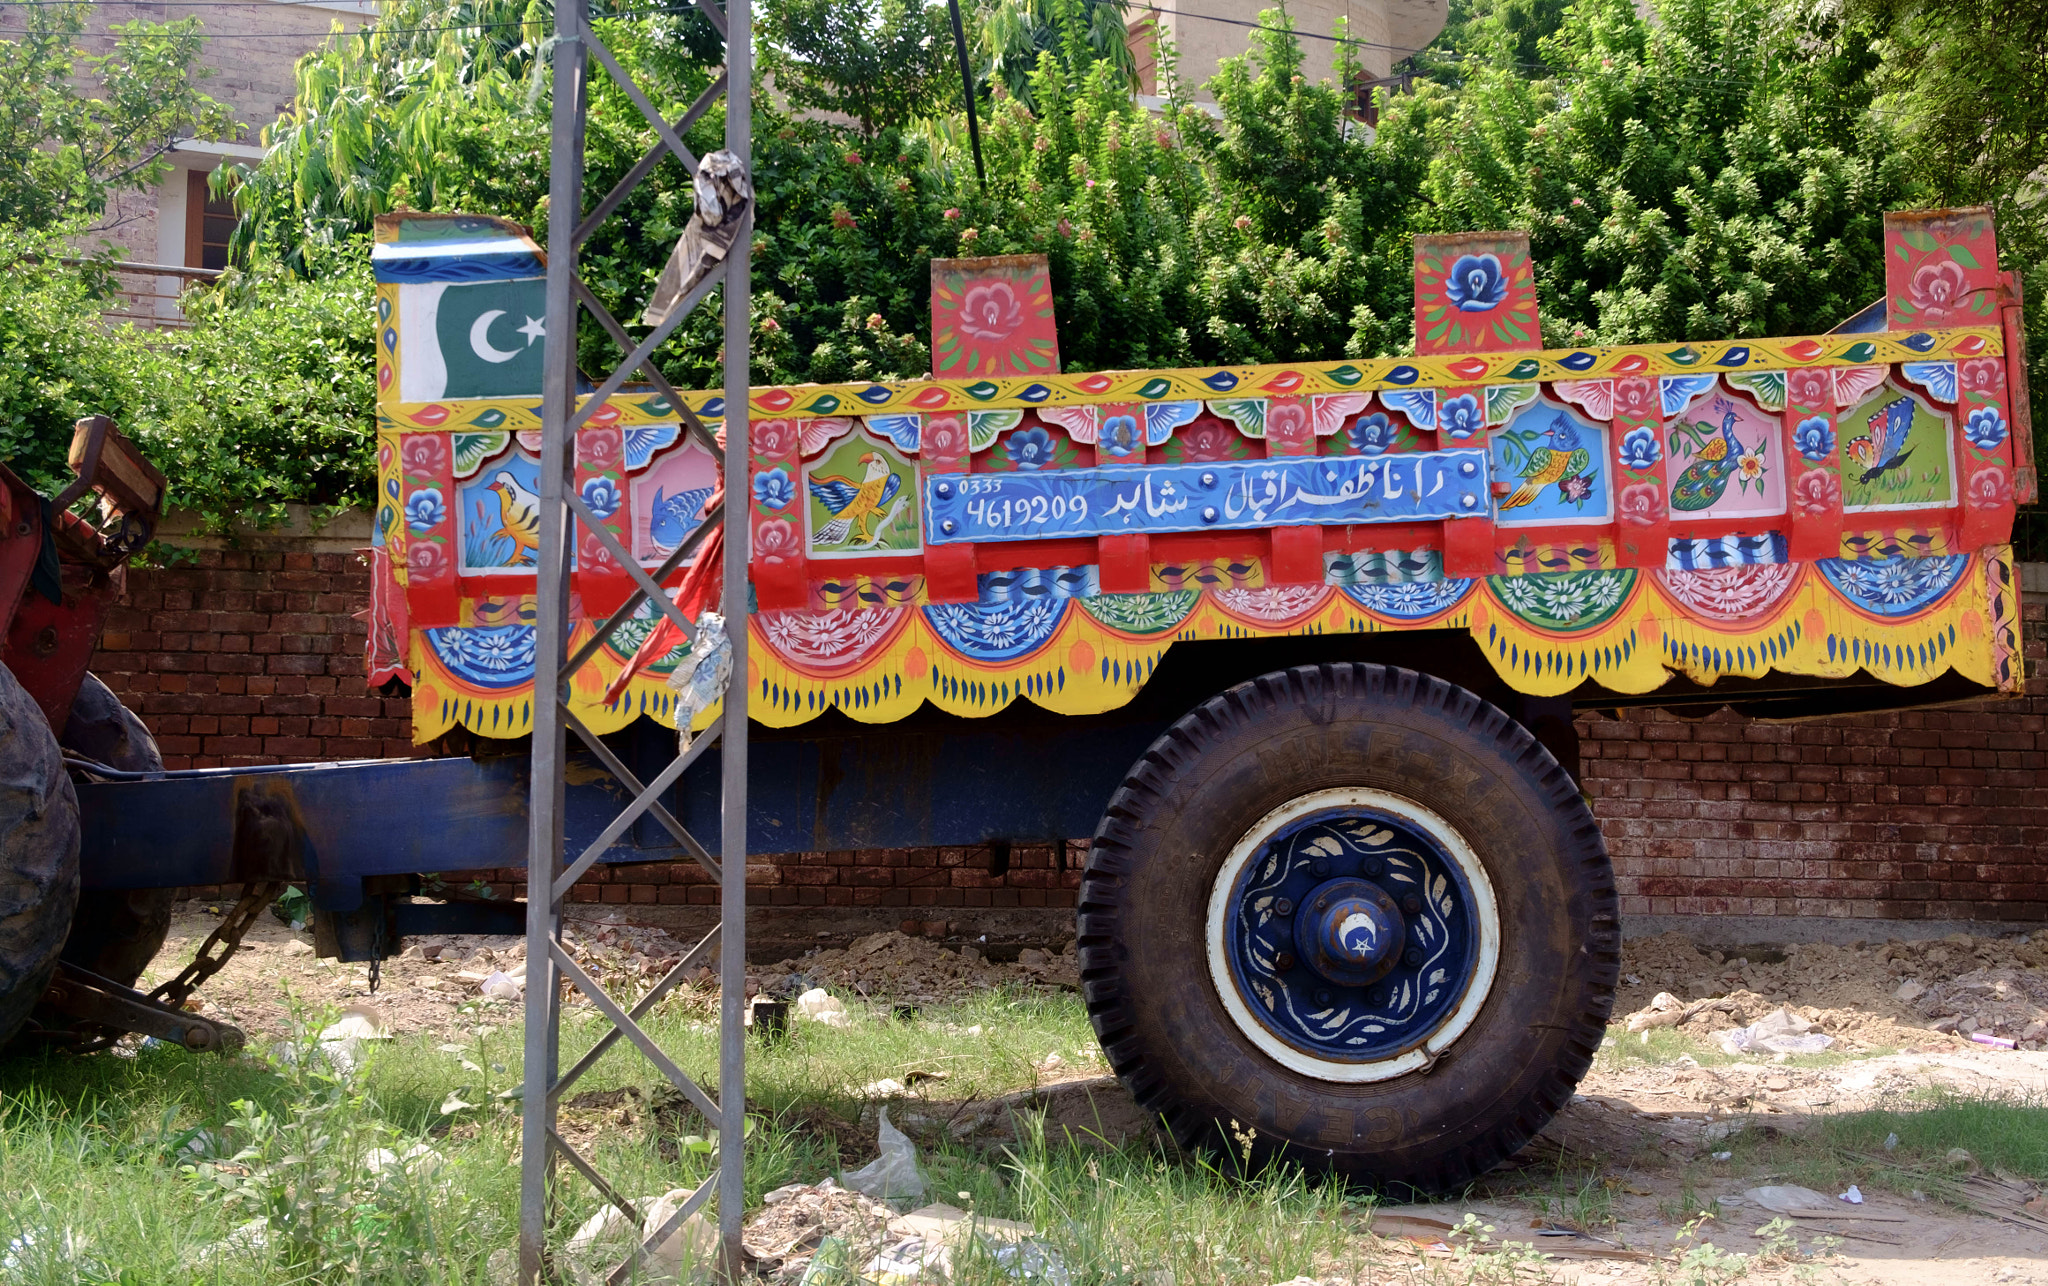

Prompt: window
[185,169,236,271]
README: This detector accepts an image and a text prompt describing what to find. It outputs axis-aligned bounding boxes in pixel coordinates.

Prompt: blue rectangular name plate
[923,450,1492,545]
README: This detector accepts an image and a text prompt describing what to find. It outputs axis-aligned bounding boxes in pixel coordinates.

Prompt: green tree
[1390,0,1913,344]
[761,0,961,135]
[0,4,232,237]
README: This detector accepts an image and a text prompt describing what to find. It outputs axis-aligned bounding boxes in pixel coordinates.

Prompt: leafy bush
[132,246,379,531]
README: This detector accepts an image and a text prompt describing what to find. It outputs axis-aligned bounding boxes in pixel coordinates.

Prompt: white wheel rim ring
[1204,786,1501,1083]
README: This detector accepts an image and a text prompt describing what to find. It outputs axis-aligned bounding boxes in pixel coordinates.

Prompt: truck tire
[0,661,81,1046]
[1078,663,1617,1191]
[59,675,174,987]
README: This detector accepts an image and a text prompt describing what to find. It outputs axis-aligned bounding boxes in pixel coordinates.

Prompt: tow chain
[150,880,287,1013]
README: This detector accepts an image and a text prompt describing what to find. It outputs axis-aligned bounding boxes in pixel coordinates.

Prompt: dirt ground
[149,905,2048,1285]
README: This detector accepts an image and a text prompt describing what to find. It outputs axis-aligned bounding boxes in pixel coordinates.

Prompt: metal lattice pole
[520,0,750,1278]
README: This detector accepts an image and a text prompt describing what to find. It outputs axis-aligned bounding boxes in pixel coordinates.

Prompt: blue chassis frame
[78,713,1167,912]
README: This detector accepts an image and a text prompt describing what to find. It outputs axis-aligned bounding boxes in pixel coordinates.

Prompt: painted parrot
[1499,415,1591,511]
[807,452,902,546]
[1845,397,1917,486]
[1669,403,1744,512]
[486,470,542,565]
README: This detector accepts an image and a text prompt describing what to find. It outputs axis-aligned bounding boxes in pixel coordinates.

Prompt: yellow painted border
[407,548,2020,742]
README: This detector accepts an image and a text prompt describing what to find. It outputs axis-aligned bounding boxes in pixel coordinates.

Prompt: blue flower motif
[1101,414,1140,458]
[1617,426,1661,472]
[1793,415,1836,462]
[1347,412,1399,456]
[1965,406,2010,451]
[1005,426,1056,471]
[1444,253,1508,313]
[404,488,446,532]
[1439,394,1483,441]
[751,467,794,510]
[580,476,622,520]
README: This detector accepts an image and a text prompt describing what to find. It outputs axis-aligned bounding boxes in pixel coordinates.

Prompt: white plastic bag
[1717,1006,1833,1055]
[841,1107,926,1200]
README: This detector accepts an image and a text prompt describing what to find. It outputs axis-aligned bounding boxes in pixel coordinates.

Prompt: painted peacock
[1669,402,1745,512]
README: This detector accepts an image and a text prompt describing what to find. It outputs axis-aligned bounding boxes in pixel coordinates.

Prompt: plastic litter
[1840,1185,1864,1204]
[841,1108,926,1200]
[669,611,732,753]
[480,970,524,1001]
[1884,1132,1899,1151]
[1716,1007,1834,1055]
[1971,1032,2018,1050]
[798,988,852,1028]
[1711,1151,1732,1161]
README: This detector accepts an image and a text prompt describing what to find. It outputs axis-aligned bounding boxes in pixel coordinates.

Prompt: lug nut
[1364,857,1385,877]
[1274,898,1293,916]
[1311,859,1330,877]
[1274,951,1295,971]
[1402,894,1423,915]
[1314,989,1332,1006]
[1316,897,1329,911]
[1404,946,1424,967]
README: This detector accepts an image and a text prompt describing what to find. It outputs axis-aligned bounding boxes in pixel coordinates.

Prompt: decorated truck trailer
[349,204,2027,1187]
[0,204,2023,1193]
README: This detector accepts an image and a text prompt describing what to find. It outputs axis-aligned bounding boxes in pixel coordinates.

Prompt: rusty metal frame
[519,0,750,1278]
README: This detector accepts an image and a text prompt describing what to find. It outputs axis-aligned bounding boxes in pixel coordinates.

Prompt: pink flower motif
[957,281,1025,343]
[1967,466,2013,510]
[754,518,801,564]
[1612,378,1657,421]
[1266,401,1310,448]
[400,434,449,476]
[577,527,618,570]
[923,415,968,462]
[579,428,621,474]
[1909,258,1969,313]
[1959,359,2003,397]
[1794,468,1842,517]
[1787,368,1831,411]
[752,418,797,459]
[407,539,449,581]
[1617,482,1664,526]
[1178,420,1239,462]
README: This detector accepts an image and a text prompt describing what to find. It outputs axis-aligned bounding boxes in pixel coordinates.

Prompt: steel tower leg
[519,0,750,1279]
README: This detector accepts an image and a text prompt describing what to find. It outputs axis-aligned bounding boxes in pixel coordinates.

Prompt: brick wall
[101,528,2048,926]
[96,546,413,766]
[1584,585,2048,924]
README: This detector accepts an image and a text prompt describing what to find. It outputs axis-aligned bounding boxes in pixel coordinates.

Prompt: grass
[0,988,1364,1285]
[4,989,2032,1285]
[1716,1086,2048,1202]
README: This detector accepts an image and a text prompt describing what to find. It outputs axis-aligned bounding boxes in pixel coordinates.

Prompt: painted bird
[807,452,902,547]
[1846,397,1917,486]
[1499,415,1591,511]
[485,470,542,565]
[1669,401,1745,512]
[648,483,717,552]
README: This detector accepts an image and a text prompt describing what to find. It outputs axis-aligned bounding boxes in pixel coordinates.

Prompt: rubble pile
[756,932,1080,1006]
[1618,931,2048,1050]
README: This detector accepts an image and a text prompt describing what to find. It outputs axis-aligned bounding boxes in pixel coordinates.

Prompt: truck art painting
[360,205,2028,1188]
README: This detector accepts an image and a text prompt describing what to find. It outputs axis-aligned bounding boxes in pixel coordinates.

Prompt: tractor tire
[1078,663,1618,1193]
[0,660,81,1046]
[59,675,173,987]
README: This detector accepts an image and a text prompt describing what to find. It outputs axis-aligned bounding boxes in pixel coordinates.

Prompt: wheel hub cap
[1206,791,1497,1078]
[1293,878,1405,986]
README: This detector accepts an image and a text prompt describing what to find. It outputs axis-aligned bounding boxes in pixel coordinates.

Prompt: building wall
[1131,0,1446,96]
[0,0,368,323]
[105,523,2048,929]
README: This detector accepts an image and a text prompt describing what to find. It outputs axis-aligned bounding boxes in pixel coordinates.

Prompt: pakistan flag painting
[399,278,548,401]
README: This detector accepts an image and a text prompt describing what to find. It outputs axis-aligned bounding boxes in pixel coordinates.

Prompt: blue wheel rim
[1218,802,1485,1065]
